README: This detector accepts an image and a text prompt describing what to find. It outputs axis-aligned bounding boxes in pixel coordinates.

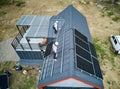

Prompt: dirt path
[0,38,19,62]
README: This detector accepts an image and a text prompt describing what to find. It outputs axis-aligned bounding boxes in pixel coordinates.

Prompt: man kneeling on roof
[52,41,58,61]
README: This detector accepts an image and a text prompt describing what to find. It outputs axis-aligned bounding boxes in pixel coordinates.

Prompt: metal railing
[11,25,29,50]
[11,32,24,50]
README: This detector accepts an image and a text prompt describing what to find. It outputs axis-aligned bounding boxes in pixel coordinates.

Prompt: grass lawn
[0,62,40,89]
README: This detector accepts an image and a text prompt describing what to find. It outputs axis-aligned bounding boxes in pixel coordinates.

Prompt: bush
[107,81,111,85]
[107,11,114,16]
[15,1,25,7]
[0,0,12,6]
[0,69,3,74]
[0,0,25,7]
[112,16,120,22]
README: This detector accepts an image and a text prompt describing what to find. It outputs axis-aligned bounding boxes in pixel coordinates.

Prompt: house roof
[16,16,50,26]
[57,5,92,42]
[16,16,51,47]
[38,5,104,89]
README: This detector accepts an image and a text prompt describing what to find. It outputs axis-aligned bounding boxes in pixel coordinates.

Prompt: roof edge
[39,77,103,89]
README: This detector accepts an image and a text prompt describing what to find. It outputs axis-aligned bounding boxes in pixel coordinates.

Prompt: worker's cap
[55,42,59,46]
[55,21,58,23]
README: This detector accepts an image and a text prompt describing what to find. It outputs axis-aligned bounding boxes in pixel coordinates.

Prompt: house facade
[12,5,104,89]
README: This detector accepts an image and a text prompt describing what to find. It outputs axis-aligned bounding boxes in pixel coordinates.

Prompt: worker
[52,41,59,61]
[53,21,58,34]
[4,69,11,77]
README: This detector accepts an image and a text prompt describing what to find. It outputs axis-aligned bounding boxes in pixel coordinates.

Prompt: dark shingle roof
[57,5,92,42]
[38,5,104,88]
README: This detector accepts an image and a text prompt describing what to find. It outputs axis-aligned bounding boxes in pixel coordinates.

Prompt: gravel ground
[0,38,19,62]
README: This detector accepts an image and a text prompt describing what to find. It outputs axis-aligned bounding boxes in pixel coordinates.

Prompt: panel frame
[75,29,88,42]
[76,44,92,62]
[76,55,95,75]
[92,57,103,79]
[74,29,103,79]
[75,36,90,51]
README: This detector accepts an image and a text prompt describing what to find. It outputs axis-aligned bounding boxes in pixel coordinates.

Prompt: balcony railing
[11,25,29,50]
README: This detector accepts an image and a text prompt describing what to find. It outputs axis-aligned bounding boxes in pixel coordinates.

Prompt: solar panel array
[74,29,103,79]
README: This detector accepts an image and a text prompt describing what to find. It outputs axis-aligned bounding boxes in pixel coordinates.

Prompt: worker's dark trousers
[53,52,57,59]
[53,26,57,34]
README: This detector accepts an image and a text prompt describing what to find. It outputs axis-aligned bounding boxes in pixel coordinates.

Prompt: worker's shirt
[53,22,58,31]
[52,44,57,53]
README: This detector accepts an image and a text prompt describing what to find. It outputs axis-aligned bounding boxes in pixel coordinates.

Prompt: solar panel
[89,42,97,58]
[75,29,87,42]
[45,41,53,57]
[76,45,91,62]
[76,55,94,75]
[75,36,89,51]
[74,29,103,79]
[92,57,103,79]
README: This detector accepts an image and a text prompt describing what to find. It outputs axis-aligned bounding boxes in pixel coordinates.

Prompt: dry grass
[0,0,120,89]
